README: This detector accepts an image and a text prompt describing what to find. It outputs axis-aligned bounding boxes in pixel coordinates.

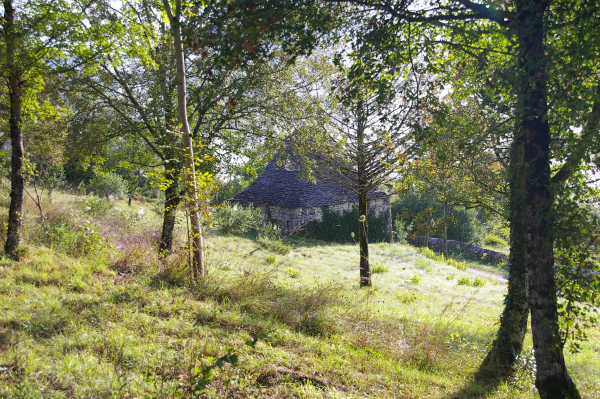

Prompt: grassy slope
[0,193,599,398]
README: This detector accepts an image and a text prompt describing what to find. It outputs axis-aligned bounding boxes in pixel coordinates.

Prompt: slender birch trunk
[161,0,204,278]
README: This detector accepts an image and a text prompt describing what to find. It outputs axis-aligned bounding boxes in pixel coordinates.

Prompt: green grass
[0,192,599,398]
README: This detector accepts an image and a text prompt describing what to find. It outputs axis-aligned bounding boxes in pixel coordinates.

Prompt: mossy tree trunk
[3,0,25,259]
[479,129,529,378]
[159,168,182,253]
[515,0,579,396]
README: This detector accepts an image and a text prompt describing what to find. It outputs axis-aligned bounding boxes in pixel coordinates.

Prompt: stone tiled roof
[230,158,388,208]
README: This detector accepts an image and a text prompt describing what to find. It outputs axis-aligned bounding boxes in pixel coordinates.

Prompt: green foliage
[372,263,389,274]
[393,215,409,243]
[89,172,127,198]
[79,197,113,215]
[182,351,239,399]
[484,234,508,248]
[212,203,263,234]
[408,274,421,284]
[392,192,481,244]
[446,258,468,271]
[457,277,486,287]
[302,206,390,243]
[38,215,105,257]
[256,223,291,255]
[284,267,300,278]
[265,255,278,264]
[212,178,249,205]
[396,291,420,304]
[554,172,600,353]
[0,177,9,237]
[418,247,444,262]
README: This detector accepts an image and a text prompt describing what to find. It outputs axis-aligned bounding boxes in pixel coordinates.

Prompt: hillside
[0,194,599,398]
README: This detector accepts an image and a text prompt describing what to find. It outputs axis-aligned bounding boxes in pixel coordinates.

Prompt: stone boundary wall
[407,236,508,265]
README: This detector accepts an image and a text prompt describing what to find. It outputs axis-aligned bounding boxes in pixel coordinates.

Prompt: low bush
[484,234,508,248]
[212,203,262,234]
[457,277,486,287]
[396,291,420,303]
[265,255,278,264]
[37,214,106,257]
[257,236,291,255]
[256,222,291,255]
[89,172,127,198]
[446,258,467,271]
[80,196,113,215]
[302,206,391,243]
[392,191,482,244]
[372,264,390,274]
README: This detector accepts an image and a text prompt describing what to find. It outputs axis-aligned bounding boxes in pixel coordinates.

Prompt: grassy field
[0,191,599,398]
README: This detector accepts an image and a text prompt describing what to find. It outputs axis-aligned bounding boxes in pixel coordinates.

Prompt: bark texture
[162,0,204,278]
[515,0,580,396]
[478,132,529,378]
[358,191,370,287]
[3,0,25,259]
[159,169,182,253]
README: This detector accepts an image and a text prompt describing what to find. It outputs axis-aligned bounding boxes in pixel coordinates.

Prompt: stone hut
[229,158,392,235]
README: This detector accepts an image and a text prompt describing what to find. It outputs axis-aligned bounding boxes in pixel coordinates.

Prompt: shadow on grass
[446,367,508,399]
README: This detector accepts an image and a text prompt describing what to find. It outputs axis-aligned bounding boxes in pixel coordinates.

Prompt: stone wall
[235,198,391,234]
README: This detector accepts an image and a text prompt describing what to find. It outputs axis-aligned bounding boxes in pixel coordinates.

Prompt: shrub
[257,236,291,255]
[396,291,420,303]
[418,247,444,262]
[408,274,421,284]
[38,215,105,257]
[372,264,390,274]
[484,234,508,248]
[265,255,278,264]
[302,206,391,243]
[446,258,467,271]
[285,267,300,278]
[212,203,263,234]
[80,197,113,215]
[256,222,291,255]
[457,277,486,287]
[392,191,481,244]
[393,215,408,243]
[89,172,127,198]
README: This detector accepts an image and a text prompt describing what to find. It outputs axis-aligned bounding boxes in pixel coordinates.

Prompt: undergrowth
[0,192,598,398]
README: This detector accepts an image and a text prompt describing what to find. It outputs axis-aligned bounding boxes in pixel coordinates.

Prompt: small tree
[295,74,424,286]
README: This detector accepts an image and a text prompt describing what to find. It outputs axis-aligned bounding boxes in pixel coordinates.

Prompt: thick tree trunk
[159,169,181,253]
[478,130,529,379]
[162,0,204,278]
[3,0,25,260]
[358,191,370,287]
[515,1,580,397]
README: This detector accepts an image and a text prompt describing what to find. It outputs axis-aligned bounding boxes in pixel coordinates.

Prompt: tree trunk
[358,191,370,287]
[442,201,448,259]
[159,169,181,253]
[128,170,143,207]
[3,0,25,260]
[162,0,204,278]
[478,129,529,379]
[515,0,580,396]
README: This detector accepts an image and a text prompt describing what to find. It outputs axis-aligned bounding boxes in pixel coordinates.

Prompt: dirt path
[466,268,508,284]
